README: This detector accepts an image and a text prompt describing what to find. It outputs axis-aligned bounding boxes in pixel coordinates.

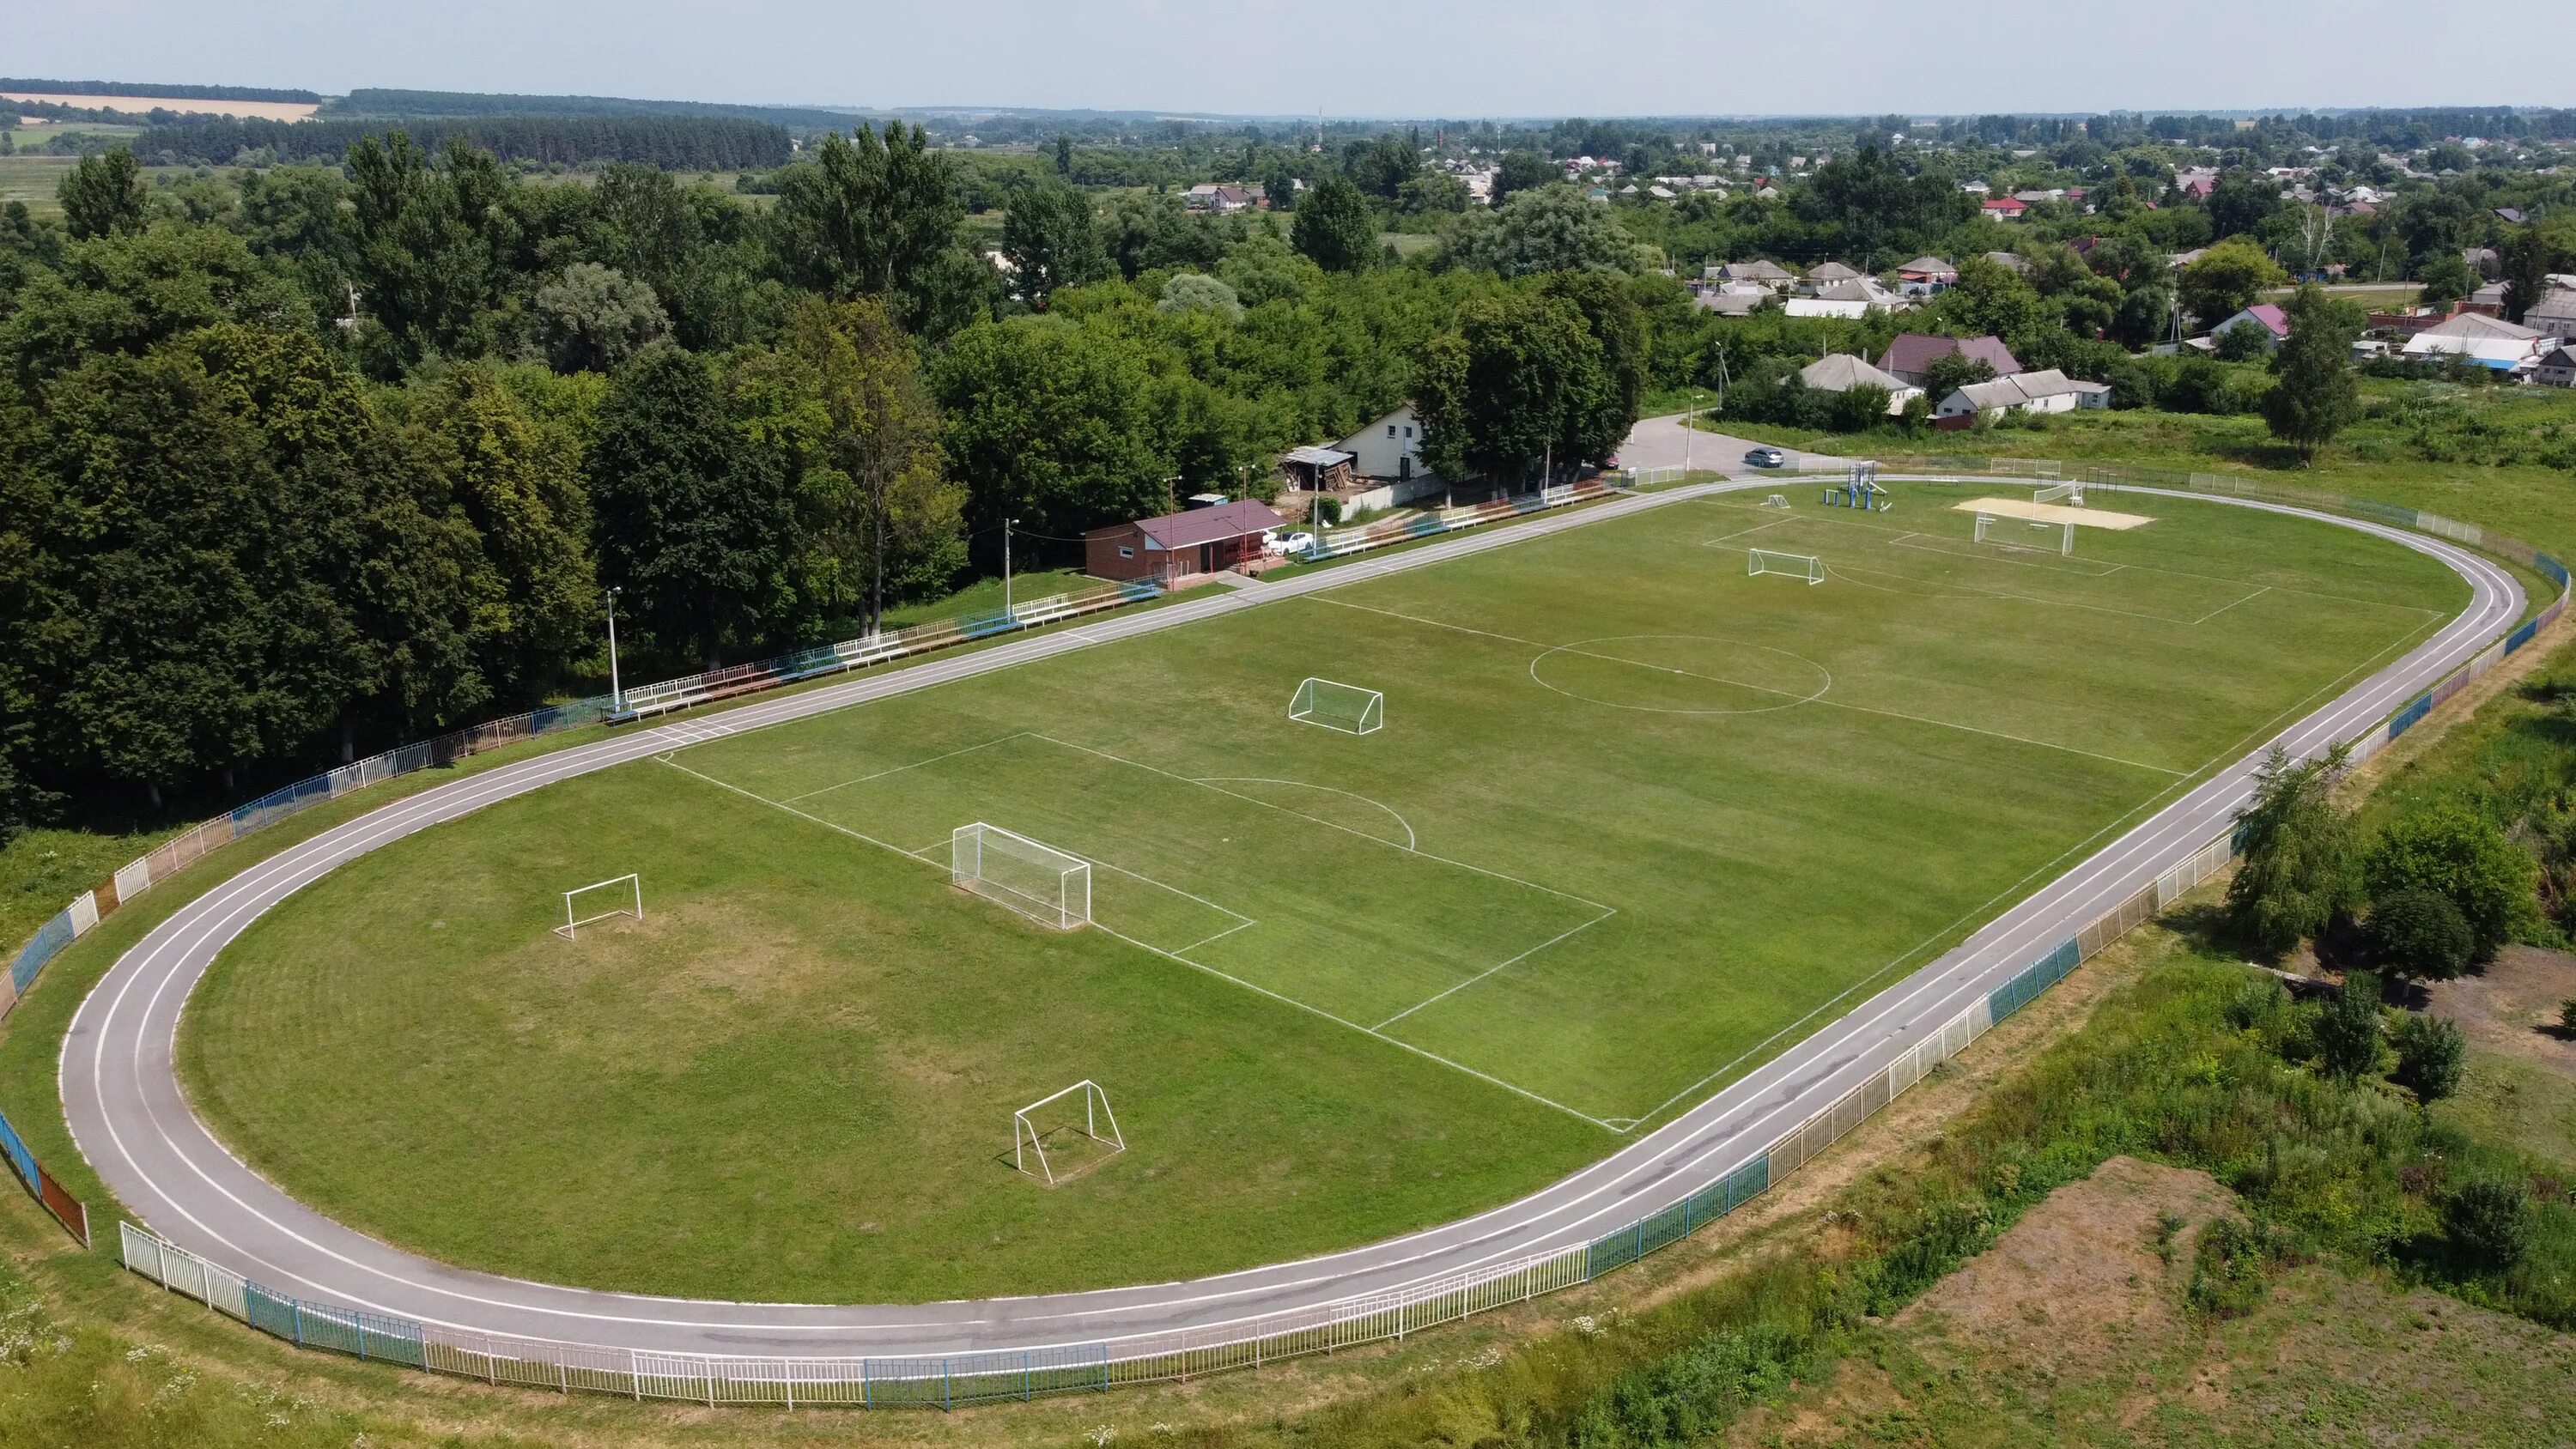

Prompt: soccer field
[180,481,2467,1302]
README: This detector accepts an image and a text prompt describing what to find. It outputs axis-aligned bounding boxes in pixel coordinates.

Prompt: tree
[1491,150,1559,207]
[1396,173,1471,215]
[57,147,148,240]
[1413,290,1603,487]
[2413,252,2478,309]
[931,317,1170,562]
[2390,1012,2465,1104]
[2214,319,2274,361]
[535,263,671,373]
[1291,174,1377,275]
[1340,136,1419,202]
[343,132,515,367]
[1458,184,1631,277]
[1157,273,1242,322]
[587,343,797,666]
[2260,285,2360,461]
[2443,1179,2532,1271]
[2312,970,2385,1081]
[999,178,1112,311]
[2177,239,2286,326]
[770,124,975,335]
[2499,227,2554,324]
[1054,134,1072,177]
[2368,887,2475,981]
[769,298,962,634]
[2203,168,2281,240]
[1921,351,1998,402]
[1540,270,1648,463]
[2366,805,2538,965]
[2227,744,2362,958]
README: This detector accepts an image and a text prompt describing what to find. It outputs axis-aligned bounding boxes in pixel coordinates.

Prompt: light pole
[1002,518,1018,621]
[605,586,623,715]
[1682,387,1704,478]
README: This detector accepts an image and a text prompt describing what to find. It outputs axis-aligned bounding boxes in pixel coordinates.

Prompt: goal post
[951,822,1091,930]
[555,873,641,940]
[1747,548,1824,585]
[1975,512,2075,556]
[1288,677,1384,735]
[2032,482,2085,506]
[1013,1079,1125,1185]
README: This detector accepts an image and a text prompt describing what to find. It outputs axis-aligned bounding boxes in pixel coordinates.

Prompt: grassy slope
[173,482,2461,1303]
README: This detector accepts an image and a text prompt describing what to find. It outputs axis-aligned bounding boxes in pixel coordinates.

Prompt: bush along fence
[72,468,2576,1406]
[1296,481,1609,564]
[0,579,1165,1037]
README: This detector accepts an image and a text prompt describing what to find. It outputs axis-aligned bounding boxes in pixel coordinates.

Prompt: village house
[1934,368,2108,423]
[1877,333,2021,387]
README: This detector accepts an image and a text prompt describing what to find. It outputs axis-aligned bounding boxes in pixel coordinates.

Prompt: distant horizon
[9,0,2567,121]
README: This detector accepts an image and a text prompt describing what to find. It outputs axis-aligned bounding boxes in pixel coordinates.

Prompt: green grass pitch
[179,482,2467,1302]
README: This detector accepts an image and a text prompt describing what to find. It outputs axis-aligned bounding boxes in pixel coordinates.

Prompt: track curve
[63,478,2524,1360]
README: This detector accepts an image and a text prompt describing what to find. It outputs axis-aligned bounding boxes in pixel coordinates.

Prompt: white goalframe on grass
[951,822,1092,930]
[1976,512,2075,556]
[1013,1079,1125,1185]
[2032,482,2085,506]
[1747,548,1824,585]
[555,873,641,940]
[1288,677,1384,735]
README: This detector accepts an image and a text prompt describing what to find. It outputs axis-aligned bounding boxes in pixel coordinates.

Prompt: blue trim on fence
[12,912,71,993]
[2507,619,2540,654]
[1988,937,2081,1023]
[0,1107,39,1195]
[2388,693,2434,739]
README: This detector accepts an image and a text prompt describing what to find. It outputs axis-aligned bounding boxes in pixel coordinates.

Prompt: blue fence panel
[2507,619,2540,654]
[2388,693,2433,739]
[0,1107,39,1194]
[2541,553,2571,589]
[1988,937,2080,1023]
[245,1282,300,1343]
[11,912,72,994]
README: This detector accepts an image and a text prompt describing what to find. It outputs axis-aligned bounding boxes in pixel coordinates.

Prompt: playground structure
[1820,462,1888,512]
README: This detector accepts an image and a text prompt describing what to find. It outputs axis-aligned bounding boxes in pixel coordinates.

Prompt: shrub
[2367,887,2476,980]
[2366,806,2542,964]
[2312,970,2385,1080]
[2444,1178,2534,1270]
[2390,1012,2466,1104]
[2187,1216,2275,1319]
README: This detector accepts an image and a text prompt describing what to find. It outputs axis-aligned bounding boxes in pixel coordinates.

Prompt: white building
[1337,405,1432,486]
[1795,354,1923,415]
[1935,369,2110,421]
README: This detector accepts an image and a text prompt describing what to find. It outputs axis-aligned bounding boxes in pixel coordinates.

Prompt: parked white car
[1267,530,1319,556]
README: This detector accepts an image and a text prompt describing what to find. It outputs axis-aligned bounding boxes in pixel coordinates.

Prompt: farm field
[178,480,2469,1304]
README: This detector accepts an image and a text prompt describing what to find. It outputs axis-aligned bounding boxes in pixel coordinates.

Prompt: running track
[61,475,2523,1361]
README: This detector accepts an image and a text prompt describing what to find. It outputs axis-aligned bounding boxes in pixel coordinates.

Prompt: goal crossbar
[1014,1079,1125,1185]
[2032,482,2085,506]
[1747,548,1824,585]
[555,873,641,940]
[951,822,1091,929]
[1976,512,2075,555]
[1288,676,1383,735]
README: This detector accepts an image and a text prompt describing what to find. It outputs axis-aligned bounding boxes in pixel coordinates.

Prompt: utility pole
[1003,518,1018,620]
[605,586,623,714]
[1683,388,1704,477]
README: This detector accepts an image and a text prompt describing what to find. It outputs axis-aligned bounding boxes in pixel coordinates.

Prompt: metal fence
[1297,482,1610,564]
[73,465,2576,1406]
[0,579,1163,1039]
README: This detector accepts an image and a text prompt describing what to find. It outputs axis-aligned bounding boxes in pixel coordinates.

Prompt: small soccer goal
[1289,677,1384,735]
[1013,1079,1125,1185]
[1759,494,1790,509]
[1976,512,2075,556]
[555,874,641,940]
[951,822,1091,930]
[2032,482,2086,506]
[1748,548,1824,585]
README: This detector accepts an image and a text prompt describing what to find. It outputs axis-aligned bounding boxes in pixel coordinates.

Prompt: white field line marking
[2192,585,2270,625]
[1315,597,2186,777]
[1189,776,1419,851]
[1622,598,2452,1127]
[655,752,1614,1131]
[1170,918,1262,955]
[1709,494,2449,616]
[1698,517,1797,548]
[1372,906,1618,1029]
[780,731,1034,803]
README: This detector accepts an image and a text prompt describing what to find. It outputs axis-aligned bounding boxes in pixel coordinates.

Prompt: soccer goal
[1013,1079,1125,1185]
[1760,494,1790,509]
[1289,677,1384,735]
[1976,512,2075,556]
[2032,482,2086,506]
[1748,548,1824,585]
[555,874,641,940]
[951,822,1091,930]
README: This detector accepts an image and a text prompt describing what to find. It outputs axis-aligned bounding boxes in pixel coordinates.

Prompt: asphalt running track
[63,476,2524,1361]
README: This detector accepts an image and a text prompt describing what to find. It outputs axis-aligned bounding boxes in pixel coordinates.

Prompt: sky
[12,1,2566,119]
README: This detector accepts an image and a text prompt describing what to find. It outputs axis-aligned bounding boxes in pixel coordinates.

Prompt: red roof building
[1084,499,1285,585]
[1876,333,2024,387]
[1981,196,2028,218]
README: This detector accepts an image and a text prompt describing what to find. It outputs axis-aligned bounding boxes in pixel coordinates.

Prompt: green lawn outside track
[178,480,2469,1303]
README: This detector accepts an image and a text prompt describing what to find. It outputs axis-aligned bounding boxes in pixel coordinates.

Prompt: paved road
[62,470,2521,1362]
[1619,411,1847,477]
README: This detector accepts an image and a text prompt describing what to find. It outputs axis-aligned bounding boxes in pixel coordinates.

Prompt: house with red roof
[1981,196,2028,220]
[2212,303,2290,350]
[1877,334,2023,388]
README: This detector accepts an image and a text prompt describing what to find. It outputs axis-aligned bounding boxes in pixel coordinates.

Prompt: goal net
[1289,677,1384,735]
[2032,482,2085,506]
[555,874,641,940]
[1976,512,2074,555]
[951,823,1091,930]
[1747,548,1824,585]
[1013,1079,1125,1185]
